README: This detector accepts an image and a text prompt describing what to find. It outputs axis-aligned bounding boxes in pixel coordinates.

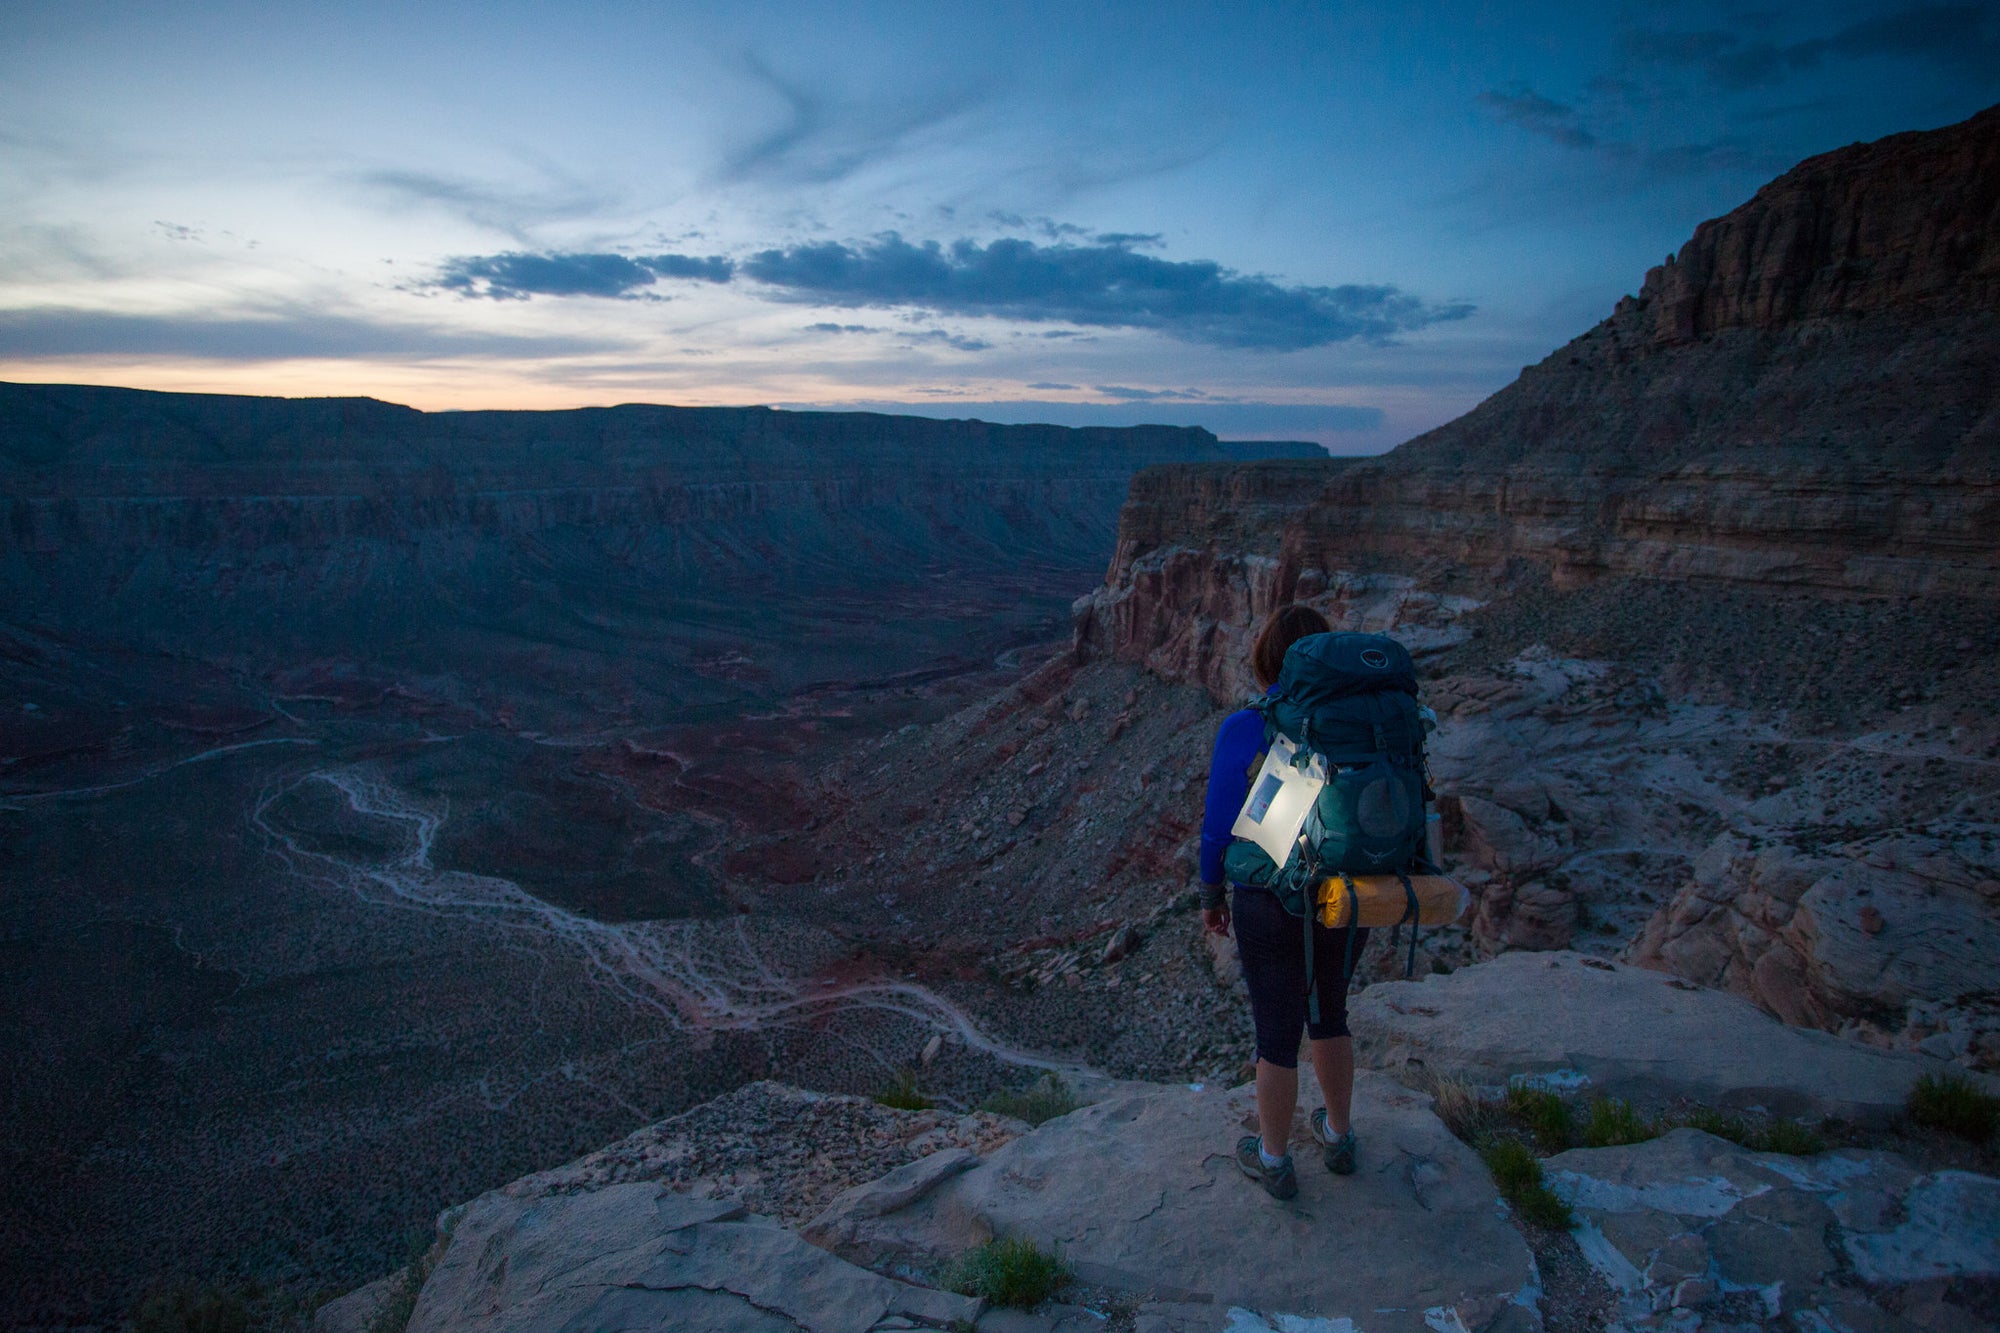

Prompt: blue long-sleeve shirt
[1198,692,1275,887]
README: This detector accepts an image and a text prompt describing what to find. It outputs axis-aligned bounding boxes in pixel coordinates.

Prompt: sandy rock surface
[489,1080,1022,1228]
[827,1072,1540,1333]
[1349,951,1960,1125]
[406,1183,984,1333]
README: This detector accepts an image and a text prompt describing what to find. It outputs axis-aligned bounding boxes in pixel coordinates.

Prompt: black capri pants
[1232,885,1370,1068]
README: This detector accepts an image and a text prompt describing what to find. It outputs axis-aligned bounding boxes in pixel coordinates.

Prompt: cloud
[0,306,619,361]
[903,329,991,351]
[1093,385,1215,401]
[1025,381,1076,390]
[356,168,617,242]
[803,321,880,333]
[153,221,203,242]
[431,251,734,300]
[1624,6,1999,90]
[1477,84,1780,177]
[1093,232,1165,249]
[1477,89,1608,152]
[721,55,985,186]
[783,398,1384,437]
[739,234,1470,351]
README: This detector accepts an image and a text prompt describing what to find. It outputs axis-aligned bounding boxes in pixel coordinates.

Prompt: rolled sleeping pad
[1314,872,1469,929]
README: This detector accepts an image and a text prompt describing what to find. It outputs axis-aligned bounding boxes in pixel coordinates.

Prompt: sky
[1,1,1994,452]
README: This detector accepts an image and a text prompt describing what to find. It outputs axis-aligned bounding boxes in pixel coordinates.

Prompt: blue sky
[1,1,1993,451]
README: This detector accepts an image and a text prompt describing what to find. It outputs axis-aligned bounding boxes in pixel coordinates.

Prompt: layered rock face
[1080,103,1999,668]
[3,384,1300,704]
[1070,106,2000,1062]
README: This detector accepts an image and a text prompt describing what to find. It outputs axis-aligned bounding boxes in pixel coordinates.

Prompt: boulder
[406,1180,983,1333]
[818,1073,1539,1332]
[1543,1129,2000,1329]
[1349,950,1960,1125]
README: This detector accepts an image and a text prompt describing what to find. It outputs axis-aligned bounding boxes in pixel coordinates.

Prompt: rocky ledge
[317,953,2000,1333]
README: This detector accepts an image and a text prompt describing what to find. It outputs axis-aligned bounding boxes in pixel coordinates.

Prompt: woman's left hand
[1202,905,1231,938]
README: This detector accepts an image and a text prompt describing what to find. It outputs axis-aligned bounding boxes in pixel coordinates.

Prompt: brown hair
[1251,603,1333,689]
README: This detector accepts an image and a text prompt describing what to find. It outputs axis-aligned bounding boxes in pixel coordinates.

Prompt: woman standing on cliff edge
[1198,603,1366,1200]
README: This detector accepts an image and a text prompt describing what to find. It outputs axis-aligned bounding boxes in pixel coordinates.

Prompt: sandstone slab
[406,1179,983,1333]
[1350,950,1955,1125]
[803,1147,980,1261]
[1543,1128,2000,1330]
[827,1073,1539,1332]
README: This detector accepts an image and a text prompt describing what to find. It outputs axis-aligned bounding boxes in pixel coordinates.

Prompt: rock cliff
[1079,103,1999,683]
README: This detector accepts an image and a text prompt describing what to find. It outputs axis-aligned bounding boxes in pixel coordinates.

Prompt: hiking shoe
[1312,1108,1358,1175]
[1235,1135,1298,1199]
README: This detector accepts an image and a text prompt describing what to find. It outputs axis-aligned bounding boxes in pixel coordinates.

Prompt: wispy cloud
[0,306,619,360]
[1624,5,2000,90]
[430,251,733,300]
[1094,385,1216,401]
[356,168,619,243]
[739,234,1470,350]
[785,398,1383,437]
[1477,84,1779,177]
[720,54,986,186]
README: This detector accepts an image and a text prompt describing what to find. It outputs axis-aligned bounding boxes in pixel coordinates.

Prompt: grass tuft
[977,1074,1077,1127]
[1675,1106,1824,1155]
[875,1068,935,1111]
[1477,1136,1574,1231]
[1908,1072,2000,1141]
[939,1237,1072,1308]
[1504,1084,1574,1153]
[1426,1076,1494,1143]
[1582,1097,1656,1148]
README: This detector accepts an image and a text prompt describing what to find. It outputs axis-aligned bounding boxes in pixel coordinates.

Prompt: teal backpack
[1223,631,1434,1001]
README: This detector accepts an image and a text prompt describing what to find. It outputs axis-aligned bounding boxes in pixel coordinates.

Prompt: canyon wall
[1079,105,2000,693]
[2,384,1312,706]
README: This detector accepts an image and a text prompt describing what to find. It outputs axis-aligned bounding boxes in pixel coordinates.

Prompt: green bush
[131,1286,250,1333]
[1582,1098,1656,1148]
[939,1237,1072,1308]
[1477,1137,1574,1231]
[1908,1072,2000,1141]
[875,1068,935,1111]
[977,1074,1078,1127]
[1504,1084,1574,1153]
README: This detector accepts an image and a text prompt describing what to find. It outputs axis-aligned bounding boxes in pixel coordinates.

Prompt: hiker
[1198,603,1366,1200]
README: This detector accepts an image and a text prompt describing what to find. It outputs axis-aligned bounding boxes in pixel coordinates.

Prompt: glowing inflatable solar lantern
[1230,734,1326,870]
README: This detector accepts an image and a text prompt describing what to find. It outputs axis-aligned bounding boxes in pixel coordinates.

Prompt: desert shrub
[1504,1083,1574,1153]
[938,1237,1072,1308]
[1477,1137,1574,1231]
[978,1074,1077,1127]
[131,1286,250,1333]
[1582,1098,1656,1148]
[875,1068,934,1111]
[1908,1072,2000,1141]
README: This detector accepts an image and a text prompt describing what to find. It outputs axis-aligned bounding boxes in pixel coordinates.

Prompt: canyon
[7,102,2000,1331]
[0,390,1308,1325]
